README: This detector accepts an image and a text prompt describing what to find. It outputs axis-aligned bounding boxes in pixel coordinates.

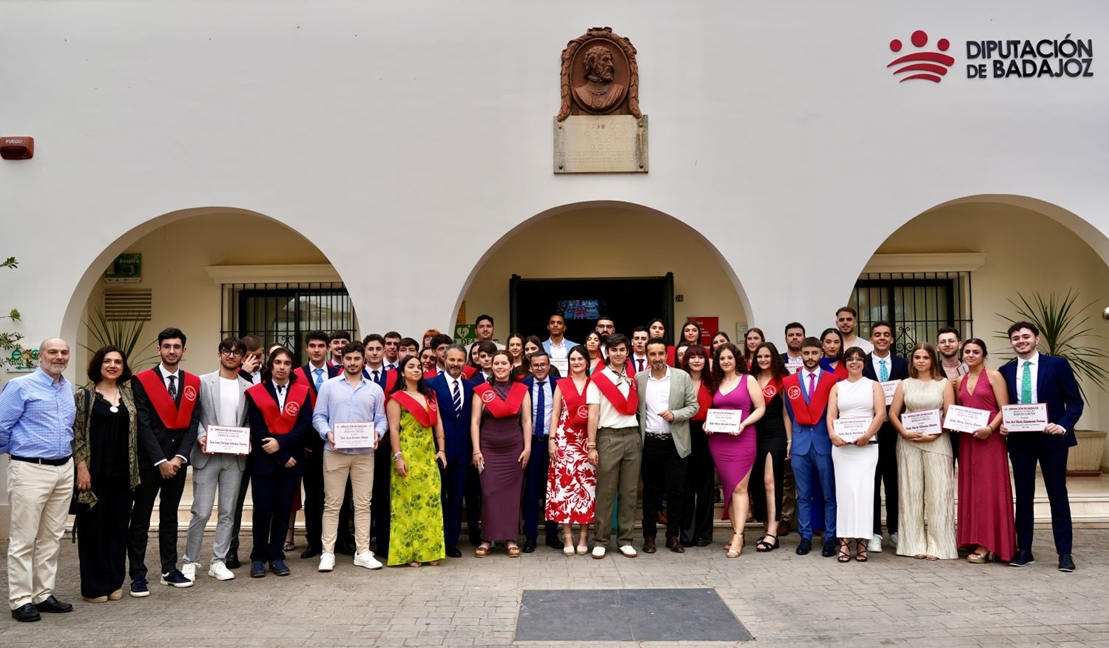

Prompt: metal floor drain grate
[515,588,751,642]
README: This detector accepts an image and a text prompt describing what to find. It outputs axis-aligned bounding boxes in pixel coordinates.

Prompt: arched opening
[60,206,357,376]
[855,194,1109,472]
[452,201,751,349]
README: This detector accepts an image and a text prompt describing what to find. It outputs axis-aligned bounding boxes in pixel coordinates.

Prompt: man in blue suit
[426,344,482,557]
[861,321,909,553]
[521,351,560,552]
[782,337,838,557]
[1000,321,1083,572]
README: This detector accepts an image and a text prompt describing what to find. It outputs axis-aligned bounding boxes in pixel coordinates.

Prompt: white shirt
[630,354,649,373]
[1015,352,1040,404]
[547,338,570,360]
[586,366,638,429]
[217,376,241,427]
[842,335,874,354]
[784,353,803,374]
[272,380,289,409]
[644,368,672,434]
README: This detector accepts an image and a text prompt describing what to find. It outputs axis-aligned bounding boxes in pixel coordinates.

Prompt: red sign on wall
[686,317,718,346]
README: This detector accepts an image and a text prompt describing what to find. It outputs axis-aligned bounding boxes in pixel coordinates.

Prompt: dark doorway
[509,274,674,343]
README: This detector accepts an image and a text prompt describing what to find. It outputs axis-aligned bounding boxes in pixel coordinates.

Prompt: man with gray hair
[0,338,76,622]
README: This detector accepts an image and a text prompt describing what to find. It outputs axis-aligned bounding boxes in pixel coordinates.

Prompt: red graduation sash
[246,382,309,434]
[461,365,478,379]
[557,377,590,427]
[762,376,783,402]
[590,368,638,416]
[390,391,439,427]
[782,371,835,426]
[473,381,528,418]
[135,369,200,430]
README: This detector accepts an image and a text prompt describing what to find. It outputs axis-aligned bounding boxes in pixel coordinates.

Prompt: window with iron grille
[219,282,354,363]
[849,271,973,357]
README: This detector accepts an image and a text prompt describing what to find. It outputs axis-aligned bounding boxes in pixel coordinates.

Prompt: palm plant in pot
[82,308,158,373]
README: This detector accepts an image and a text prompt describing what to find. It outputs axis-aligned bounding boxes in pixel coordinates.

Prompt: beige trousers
[7,458,73,609]
[592,427,642,547]
[321,450,375,555]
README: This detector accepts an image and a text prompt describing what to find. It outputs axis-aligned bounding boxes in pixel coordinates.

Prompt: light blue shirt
[0,369,76,460]
[312,375,388,455]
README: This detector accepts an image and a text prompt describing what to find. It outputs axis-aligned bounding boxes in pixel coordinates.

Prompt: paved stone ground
[2,529,1108,647]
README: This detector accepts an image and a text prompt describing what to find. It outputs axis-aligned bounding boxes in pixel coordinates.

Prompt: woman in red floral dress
[545,345,596,555]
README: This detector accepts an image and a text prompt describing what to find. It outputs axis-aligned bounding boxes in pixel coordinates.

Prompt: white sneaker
[890,532,899,548]
[208,562,235,581]
[868,535,883,553]
[181,562,197,582]
[318,553,336,572]
[353,551,383,570]
[591,546,606,560]
[618,544,638,558]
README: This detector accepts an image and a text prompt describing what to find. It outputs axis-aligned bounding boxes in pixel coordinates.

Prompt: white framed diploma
[550,357,569,376]
[333,422,375,449]
[943,405,991,434]
[205,426,250,455]
[1002,403,1049,432]
[880,380,900,406]
[901,409,942,436]
[832,417,872,442]
[704,409,744,435]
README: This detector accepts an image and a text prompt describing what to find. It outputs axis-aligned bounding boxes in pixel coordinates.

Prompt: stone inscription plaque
[553,115,648,174]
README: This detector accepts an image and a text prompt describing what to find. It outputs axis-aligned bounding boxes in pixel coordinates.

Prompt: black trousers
[641,436,687,540]
[250,469,299,563]
[301,448,325,549]
[229,466,250,555]
[442,460,482,548]
[1009,434,1072,553]
[873,424,899,535]
[77,475,132,598]
[681,421,715,544]
[523,435,558,542]
[371,434,391,555]
[129,466,187,580]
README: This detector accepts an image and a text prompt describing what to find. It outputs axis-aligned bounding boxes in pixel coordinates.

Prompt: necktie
[451,379,462,414]
[314,368,324,390]
[807,372,815,396]
[372,370,380,385]
[879,359,889,382]
[637,358,644,372]
[534,381,546,437]
[1021,361,1033,404]
[168,374,178,400]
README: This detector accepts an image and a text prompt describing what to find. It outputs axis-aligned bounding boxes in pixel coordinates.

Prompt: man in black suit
[292,330,340,559]
[426,344,482,557]
[128,327,202,596]
[861,321,908,554]
[1001,321,1084,572]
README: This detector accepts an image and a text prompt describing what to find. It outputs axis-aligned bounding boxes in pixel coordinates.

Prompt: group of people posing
[0,307,1085,623]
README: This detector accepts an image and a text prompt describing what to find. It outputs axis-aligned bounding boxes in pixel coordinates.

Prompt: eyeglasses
[220,350,244,358]
[845,356,865,363]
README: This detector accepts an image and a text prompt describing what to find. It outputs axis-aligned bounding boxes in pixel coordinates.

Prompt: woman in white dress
[826,347,885,562]
[889,342,957,560]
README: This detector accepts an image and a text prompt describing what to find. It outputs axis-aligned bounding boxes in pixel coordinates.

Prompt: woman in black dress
[749,342,791,552]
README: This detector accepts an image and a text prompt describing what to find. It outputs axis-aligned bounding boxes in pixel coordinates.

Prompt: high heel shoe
[726,533,743,558]
[562,532,575,556]
[755,534,779,552]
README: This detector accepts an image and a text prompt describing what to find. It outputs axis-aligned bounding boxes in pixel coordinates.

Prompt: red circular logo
[763,385,777,399]
[481,390,495,403]
[576,405,589,419]
[787,386,801,400]
[285,401,300,416]
[429,400,438,412]
[183,386,197,402]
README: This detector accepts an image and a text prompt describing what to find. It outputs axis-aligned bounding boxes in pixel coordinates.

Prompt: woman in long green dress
[386,355,448,567]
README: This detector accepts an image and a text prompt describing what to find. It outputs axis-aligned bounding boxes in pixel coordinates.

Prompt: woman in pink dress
[709,343,767,558]
[546,346,596,555]
[955,338,1016,563]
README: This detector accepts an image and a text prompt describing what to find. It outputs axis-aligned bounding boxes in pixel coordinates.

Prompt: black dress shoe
[796,538,812,555]
[446,546,462,558]
[694,537,712,547]
[270,559,291,576]
[642,537,657,554]
[522,538,537,553]
[1009,549,1035,567]
[666,537,685,554]
[821,538,837,557]
[11,603,40,622]
[300,545,322,559]
[1058,553,1076,572]
[33,596,73,613]
[225,552,241,569]
[545,537,563,550]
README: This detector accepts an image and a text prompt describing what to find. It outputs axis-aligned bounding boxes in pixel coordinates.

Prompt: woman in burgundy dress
[955,338,1015,563]
[709,343,766,558]
[470,351,532,557]
[546,346,596,555]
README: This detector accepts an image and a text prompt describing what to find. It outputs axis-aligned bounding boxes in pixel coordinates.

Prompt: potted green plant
[997,290,1108,475]
[82,307,157,372]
